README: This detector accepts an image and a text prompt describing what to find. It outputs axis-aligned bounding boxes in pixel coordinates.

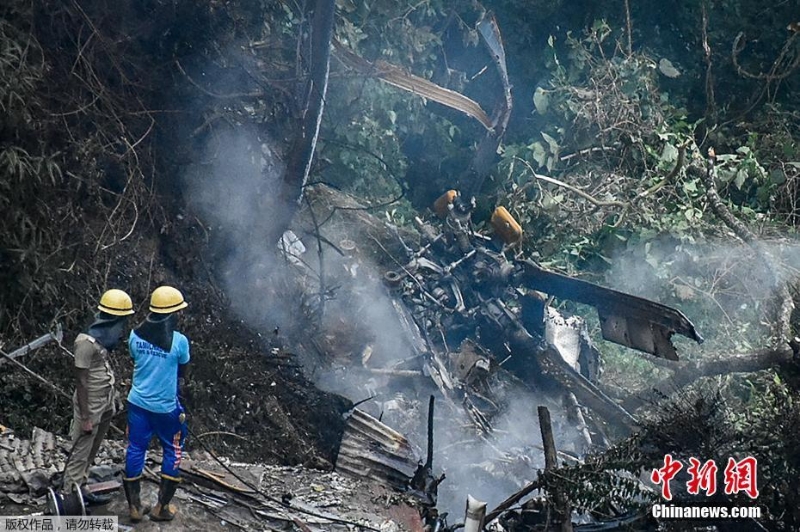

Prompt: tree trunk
[623,347,796,412]
[262,0,336,250]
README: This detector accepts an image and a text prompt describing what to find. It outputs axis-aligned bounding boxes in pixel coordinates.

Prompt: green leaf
[734,168,747,189]
[660,143,678,165]
[533,87,550,114]
[530,142,547,168]
[718,168,735,183]
[769,169,786,185]
[541,132,559,155]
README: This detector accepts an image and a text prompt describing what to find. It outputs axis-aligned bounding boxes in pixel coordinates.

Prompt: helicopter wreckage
[311,12,703,438]
[293,187,703,436]
[384,189,701,428]
[280,183,704,528]
[275,9,704,525]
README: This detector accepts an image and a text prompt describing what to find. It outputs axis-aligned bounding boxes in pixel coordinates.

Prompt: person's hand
[80,419,93,434]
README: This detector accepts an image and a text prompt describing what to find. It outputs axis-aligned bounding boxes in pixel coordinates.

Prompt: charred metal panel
[519,260,703,360]
[335,409,420,492]
[599,312,679,361]
[508,330,639,429]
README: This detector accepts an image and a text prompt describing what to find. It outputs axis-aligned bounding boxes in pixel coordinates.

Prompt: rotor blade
[519,260,703,360]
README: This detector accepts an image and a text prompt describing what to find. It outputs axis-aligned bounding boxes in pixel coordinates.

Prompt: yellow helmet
[98,289,135,316]
[149,286,188,314]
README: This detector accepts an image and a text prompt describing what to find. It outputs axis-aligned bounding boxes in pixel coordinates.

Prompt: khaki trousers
[61,408,113,492]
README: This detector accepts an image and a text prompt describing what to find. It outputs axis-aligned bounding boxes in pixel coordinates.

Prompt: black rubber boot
[122,477,146,522]
[150,477,180,521]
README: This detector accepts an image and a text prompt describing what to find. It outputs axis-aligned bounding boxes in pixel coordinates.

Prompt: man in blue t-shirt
[122,286,190,522]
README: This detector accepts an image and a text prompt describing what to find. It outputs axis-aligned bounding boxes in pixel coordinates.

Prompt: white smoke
[183,126,305,332]
[182,123,606,523]
[603,236,800,354]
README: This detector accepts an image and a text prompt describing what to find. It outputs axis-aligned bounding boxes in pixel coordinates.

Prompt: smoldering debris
[177,118,704,526]
[272,183,705,528]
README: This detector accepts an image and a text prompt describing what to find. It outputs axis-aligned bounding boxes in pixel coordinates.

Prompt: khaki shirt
[72,333,117,422]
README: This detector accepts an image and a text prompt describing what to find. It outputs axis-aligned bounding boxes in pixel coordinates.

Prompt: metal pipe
[0,325,63,367]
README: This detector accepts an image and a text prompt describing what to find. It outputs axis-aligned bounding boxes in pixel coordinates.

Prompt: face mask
[88,315,126,351]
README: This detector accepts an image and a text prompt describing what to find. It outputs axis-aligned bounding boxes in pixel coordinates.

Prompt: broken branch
[515,157,626,208]
[696,149,794,347]
[195,431,252,442]
[484,478,544,524]
[623,346,795,412]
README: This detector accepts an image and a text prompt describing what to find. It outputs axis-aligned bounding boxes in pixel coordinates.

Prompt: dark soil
[0,216,352,469]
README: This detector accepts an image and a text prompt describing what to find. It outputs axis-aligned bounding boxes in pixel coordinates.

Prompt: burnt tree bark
[263,0,336,250]
[538,406,573,532]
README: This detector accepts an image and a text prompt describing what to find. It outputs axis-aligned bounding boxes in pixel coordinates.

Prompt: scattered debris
[0,425,425,531]
[0,426,125,506]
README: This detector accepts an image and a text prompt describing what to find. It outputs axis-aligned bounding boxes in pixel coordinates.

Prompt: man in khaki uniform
[61,289,134,503]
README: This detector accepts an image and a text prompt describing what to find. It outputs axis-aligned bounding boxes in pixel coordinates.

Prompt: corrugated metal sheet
[335,409,420,491]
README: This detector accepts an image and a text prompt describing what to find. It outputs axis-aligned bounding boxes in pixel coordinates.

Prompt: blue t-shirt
[127,330,190,413]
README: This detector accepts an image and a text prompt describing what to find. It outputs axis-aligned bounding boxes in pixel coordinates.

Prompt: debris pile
[0,426,125,506]
[0,424,426,531]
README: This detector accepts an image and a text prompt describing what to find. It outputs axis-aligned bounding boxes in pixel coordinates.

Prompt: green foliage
[541,433,656,517]
[322,0,484,212]
[729,374,800,529]
[334,0,446,63]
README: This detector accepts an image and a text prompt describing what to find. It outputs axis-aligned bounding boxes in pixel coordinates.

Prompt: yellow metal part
[433,190,459,219]
[491,206,523,244]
